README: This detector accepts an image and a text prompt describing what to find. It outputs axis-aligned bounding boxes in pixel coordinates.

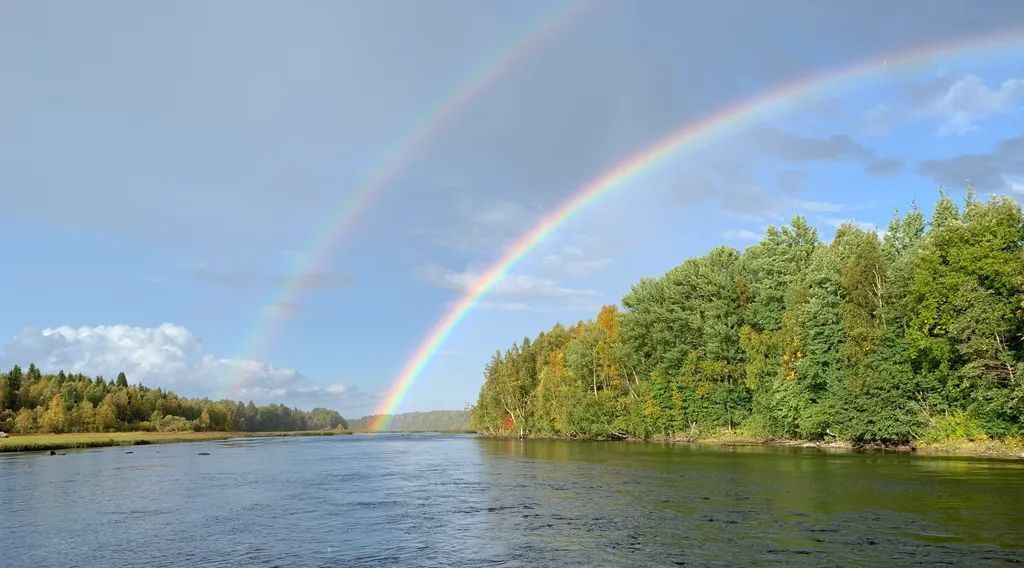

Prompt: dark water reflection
[2,434,1022,566]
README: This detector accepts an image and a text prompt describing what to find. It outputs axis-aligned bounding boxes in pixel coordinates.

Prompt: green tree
[475,191,1024,445]
[5,365,23,411]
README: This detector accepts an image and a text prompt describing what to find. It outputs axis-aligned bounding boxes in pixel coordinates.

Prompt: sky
[2,0,1023,418]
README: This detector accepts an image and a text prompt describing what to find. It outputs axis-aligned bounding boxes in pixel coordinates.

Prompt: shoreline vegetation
[0,364,350,451]
[0,429,352,453]
[472,192,1024,458]
[6,428,1021,459]
[476,431,1024,459]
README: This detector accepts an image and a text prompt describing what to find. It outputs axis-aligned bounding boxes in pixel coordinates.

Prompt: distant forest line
[473,192,1024,445]
[349,410,472,432]
[0,365,346,434]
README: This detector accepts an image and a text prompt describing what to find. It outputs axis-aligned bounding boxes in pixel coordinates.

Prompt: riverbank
[479,431,1024,459]
[705,436,1024,459]
[0,430,352,453]
[709,432,1024,459]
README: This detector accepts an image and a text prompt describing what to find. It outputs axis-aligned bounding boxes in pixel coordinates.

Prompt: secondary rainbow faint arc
[222,0,590,399]
[369,28,1024,429]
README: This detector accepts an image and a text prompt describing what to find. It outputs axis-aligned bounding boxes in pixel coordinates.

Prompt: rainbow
[368,27,1024,429]
[223,0,590,400]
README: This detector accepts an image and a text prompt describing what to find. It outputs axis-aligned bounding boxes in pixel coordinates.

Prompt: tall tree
[5,365,23,411]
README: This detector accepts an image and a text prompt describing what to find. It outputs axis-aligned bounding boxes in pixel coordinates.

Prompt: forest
[0,365,347,434]
[348,410,472,432]
[473,192,1024,444]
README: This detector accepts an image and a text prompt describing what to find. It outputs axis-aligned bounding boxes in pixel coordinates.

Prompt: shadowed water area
[2,434,1022,566]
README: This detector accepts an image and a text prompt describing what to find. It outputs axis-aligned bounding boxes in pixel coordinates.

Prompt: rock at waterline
[49,450,57,455]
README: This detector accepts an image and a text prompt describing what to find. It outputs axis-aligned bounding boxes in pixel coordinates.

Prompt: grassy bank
[0,430,352,453]
[690,430,1024,459]
[914,437,1024,459]
[478,430,1024,460]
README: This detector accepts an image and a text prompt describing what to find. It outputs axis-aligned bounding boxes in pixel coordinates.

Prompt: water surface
[2,434,1022,566]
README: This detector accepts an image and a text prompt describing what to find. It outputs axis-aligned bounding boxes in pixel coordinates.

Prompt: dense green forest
[0,365,347,434]
[349,410,472,432]
[473,192,1024,445]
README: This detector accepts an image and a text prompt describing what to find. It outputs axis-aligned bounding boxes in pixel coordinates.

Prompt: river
[2,434,1022,566]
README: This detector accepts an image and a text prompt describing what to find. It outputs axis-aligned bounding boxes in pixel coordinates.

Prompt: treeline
[349,410,472,432]
[474,192,1024,444]
[0,365,347,434]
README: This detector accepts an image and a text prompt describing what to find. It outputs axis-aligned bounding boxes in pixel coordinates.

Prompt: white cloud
[723,228,761,241]
[920,75,1024,136]
[417,264,599,311]
[0,324,349,407]
[865,75,1024,137]
[540,247,614,278]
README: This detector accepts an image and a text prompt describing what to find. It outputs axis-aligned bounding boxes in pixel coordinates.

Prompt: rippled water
[2,434,1022,566]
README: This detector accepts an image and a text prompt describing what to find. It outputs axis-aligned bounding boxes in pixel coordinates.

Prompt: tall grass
[0,430,351,453]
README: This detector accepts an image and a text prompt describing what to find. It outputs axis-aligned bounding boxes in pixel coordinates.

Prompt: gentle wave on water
[2,434,1022,567]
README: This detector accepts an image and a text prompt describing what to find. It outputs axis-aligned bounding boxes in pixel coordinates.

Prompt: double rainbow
[223,1,590,399]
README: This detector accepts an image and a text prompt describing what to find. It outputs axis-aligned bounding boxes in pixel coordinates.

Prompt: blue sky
[2,0,1023,417]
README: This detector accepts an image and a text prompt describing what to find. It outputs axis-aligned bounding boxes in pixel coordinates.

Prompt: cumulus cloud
[862,75,1024,137]
[0,324,349,407]
[416,264,599,311]
[920,75,1024,136]
[918,134,1024,191]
